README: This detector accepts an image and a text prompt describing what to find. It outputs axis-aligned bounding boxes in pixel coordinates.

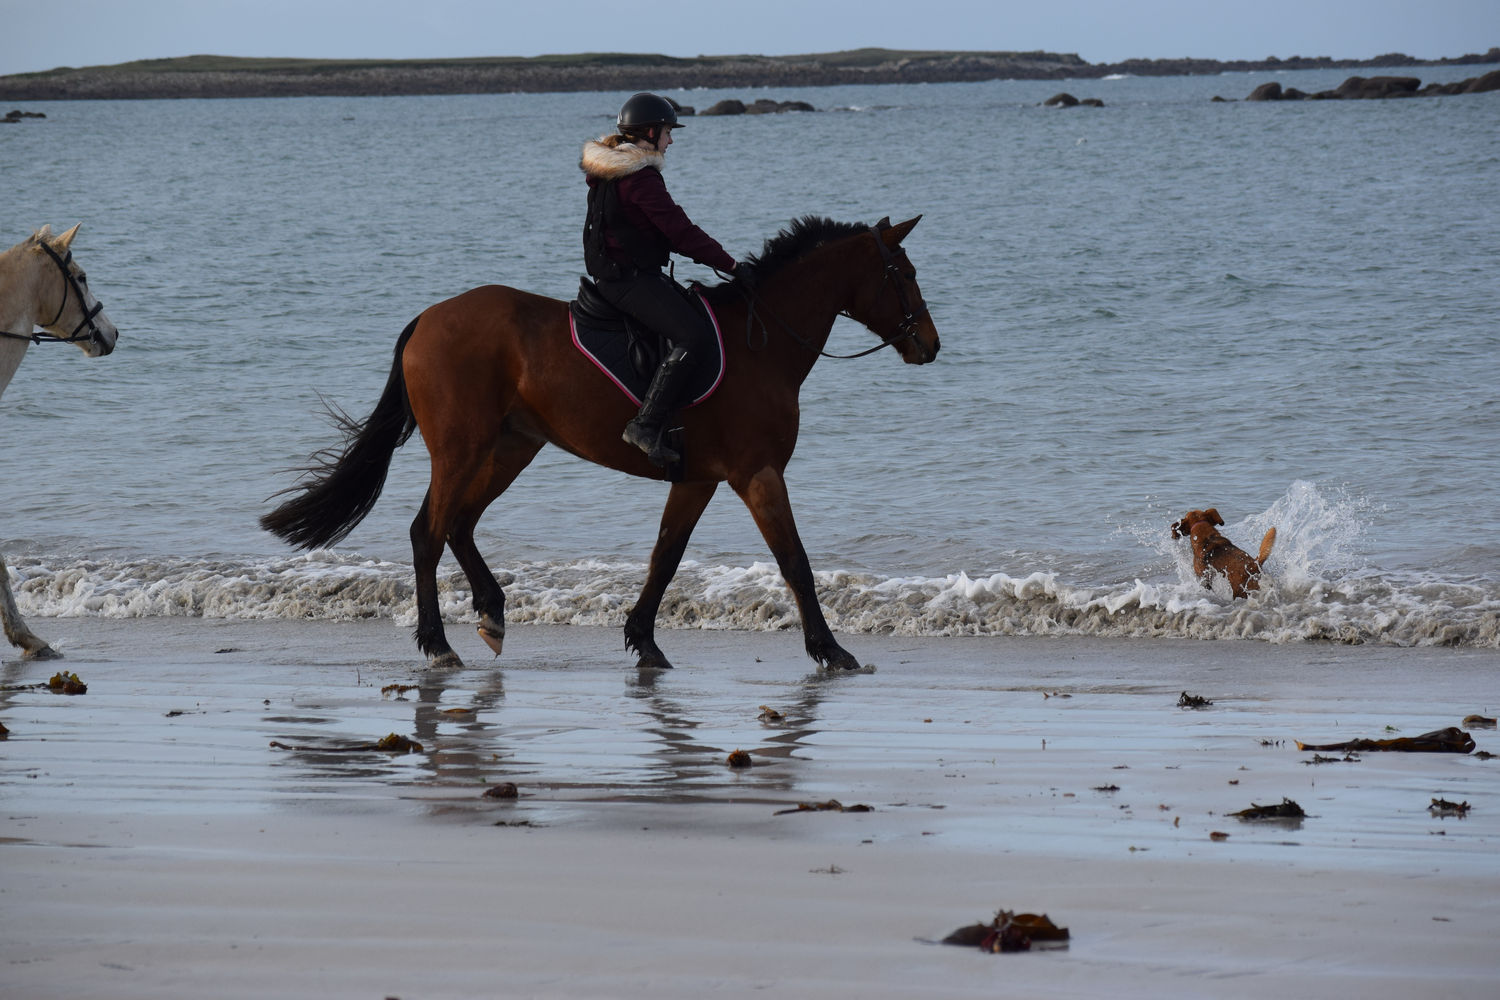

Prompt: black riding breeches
[594,269,714,359]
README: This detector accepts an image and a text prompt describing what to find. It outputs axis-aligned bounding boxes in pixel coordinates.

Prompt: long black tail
[260,318,420,550]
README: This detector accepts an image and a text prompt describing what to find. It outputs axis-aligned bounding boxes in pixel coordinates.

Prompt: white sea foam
[9,490,1498,648]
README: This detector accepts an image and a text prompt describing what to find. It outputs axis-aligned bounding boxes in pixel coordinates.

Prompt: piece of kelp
[269,732,424,753]
[1295,726,1474,753]
[942,910,1070,953]
[773,799,872,815]
[0,671,88,695]
[1231,797,1305,820]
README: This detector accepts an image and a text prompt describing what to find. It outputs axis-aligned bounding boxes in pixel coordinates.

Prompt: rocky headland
[1,47,1497,101]
[1238,69,1500,101]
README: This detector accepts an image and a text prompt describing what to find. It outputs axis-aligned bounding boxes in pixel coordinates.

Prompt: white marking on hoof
[477,625,505,657]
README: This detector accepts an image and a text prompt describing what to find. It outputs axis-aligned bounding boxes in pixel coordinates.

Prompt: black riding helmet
[617,92,682,140]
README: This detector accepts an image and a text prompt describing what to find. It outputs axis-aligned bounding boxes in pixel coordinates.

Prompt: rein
[0,240,108,347]
[729,224,929,360]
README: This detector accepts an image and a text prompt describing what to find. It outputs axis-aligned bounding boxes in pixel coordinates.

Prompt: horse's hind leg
[625,481,718,669]
[446,437,544,657]
[411,433,543,668]
[1,554,58,659]
[449,520,508,657]
[410,493,461,668]
[731,467,860,671]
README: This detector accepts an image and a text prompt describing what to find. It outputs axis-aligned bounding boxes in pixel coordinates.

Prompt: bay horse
[262,215,939,670]
[0,225,119,658]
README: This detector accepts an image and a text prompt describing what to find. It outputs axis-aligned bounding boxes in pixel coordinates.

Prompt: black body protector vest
[584,178,669,281]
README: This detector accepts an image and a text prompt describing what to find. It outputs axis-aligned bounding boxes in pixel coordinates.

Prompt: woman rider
[581,92,737,467]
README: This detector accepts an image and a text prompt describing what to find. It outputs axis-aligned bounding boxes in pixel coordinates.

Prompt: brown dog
[1170,508,1276,598]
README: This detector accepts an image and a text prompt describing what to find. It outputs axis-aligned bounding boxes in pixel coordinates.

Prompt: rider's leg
[598,271,712,465]
[622,345,693,465]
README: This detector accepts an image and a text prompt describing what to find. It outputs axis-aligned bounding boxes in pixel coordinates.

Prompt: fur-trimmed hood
[580,134,664,181]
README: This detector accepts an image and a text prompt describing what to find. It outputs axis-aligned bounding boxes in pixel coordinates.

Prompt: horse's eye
[76,272,88,284]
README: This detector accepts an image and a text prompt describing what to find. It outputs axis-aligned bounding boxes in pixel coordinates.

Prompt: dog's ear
[1205,508,1224,526]
[1170,519,1186,538]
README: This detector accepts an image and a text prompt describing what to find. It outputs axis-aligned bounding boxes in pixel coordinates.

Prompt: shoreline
[3,47,1498,101]
[3,619,1498,997]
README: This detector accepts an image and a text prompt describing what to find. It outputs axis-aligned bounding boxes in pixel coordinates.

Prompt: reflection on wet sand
[620,666,832,796]
[260,659,857,816]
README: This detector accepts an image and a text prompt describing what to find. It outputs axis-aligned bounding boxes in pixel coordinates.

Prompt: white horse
[0,224,118,658]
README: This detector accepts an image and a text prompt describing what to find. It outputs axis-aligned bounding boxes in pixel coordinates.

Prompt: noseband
[0,240,109,347]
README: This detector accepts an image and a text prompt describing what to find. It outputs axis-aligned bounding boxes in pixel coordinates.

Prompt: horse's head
[29,224,118,357]
[845,216,940,365]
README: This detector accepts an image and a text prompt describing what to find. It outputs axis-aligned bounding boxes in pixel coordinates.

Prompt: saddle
[568,277,725,407]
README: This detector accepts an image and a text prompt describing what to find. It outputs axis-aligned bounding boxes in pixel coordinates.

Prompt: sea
[3,65,1498,650]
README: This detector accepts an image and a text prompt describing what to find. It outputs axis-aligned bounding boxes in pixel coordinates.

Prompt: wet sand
[3,619,1498,999]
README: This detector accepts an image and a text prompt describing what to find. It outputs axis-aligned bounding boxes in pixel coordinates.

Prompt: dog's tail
[1258,526,1277,564]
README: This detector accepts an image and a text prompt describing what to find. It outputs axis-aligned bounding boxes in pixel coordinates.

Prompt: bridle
[860,221,930,345]
[0,240,109,347]
[735,223,930,361]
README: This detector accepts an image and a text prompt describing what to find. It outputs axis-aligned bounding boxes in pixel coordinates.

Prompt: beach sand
[3,618,1498,999]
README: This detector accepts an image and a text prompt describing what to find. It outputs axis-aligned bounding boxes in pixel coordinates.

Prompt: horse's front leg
[732,467,860,671]
[625,481,718,669]
[0,554,58,659]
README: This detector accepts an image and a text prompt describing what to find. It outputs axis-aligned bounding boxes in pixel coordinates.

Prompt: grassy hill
[2,47,1495,101]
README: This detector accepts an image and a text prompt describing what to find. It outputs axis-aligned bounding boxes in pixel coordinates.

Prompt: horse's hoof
[24,644,61,661]
[634,649,673,670]
[824,648,862,671]
[477,624,505,657]
[428,650,465,670]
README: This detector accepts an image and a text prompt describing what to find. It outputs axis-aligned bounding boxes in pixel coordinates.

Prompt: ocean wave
[7,548,1498,649]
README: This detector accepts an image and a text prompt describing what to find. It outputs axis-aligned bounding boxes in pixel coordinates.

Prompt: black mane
[704,216,868,301]
[745,216,868,279]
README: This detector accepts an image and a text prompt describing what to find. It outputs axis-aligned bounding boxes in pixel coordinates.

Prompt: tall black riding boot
[623,347,692,467]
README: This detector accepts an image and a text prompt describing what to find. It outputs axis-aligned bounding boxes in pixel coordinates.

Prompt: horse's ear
[875,216,891,229]
[881,215,922,247]
[54,223,81,250]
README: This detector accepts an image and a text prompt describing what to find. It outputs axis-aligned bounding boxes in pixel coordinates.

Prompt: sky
[1,0,1497,76]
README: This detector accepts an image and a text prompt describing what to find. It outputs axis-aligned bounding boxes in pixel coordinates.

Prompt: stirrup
[623,420,680,466]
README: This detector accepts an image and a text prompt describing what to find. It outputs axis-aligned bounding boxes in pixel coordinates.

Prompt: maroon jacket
[581,135,735,274]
